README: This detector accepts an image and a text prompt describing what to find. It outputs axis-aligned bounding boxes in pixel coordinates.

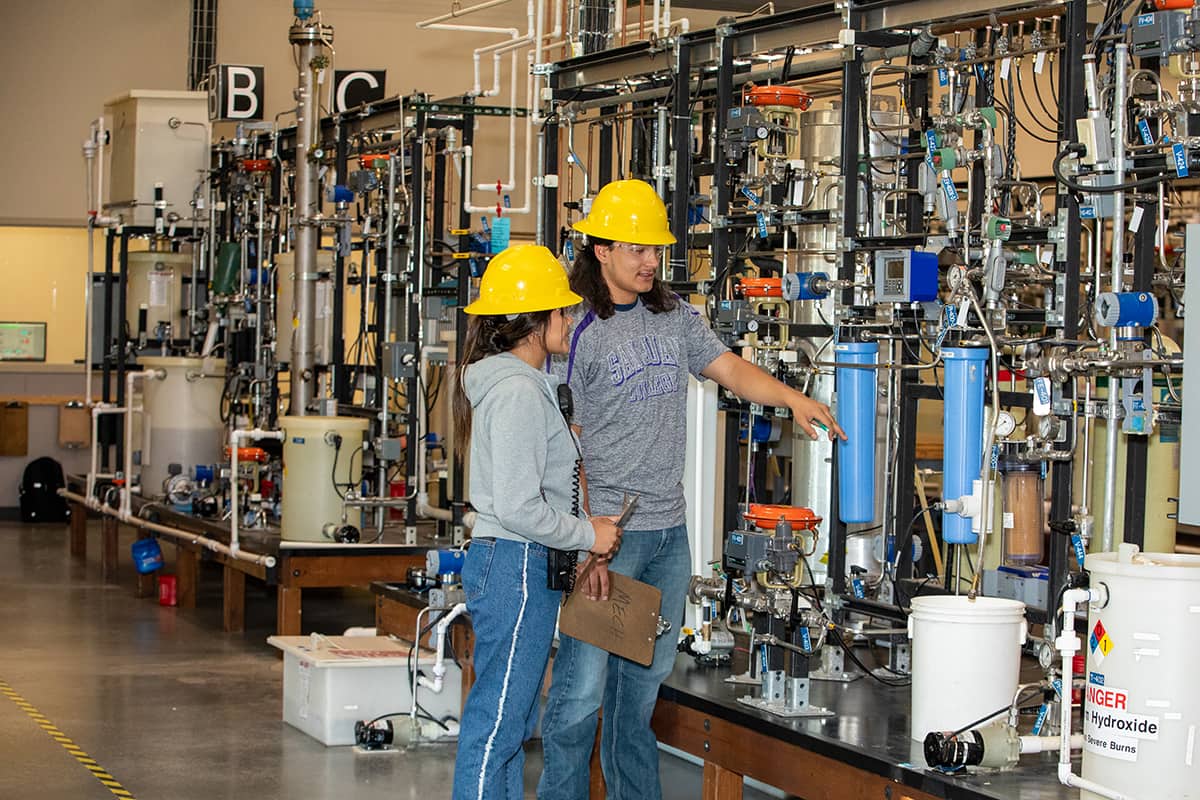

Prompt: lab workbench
[370,581,1076,800]
[653,660,1077,800]
[65,476,446,636]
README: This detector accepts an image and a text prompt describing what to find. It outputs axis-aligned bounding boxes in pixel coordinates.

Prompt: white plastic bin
[268,635,461,746]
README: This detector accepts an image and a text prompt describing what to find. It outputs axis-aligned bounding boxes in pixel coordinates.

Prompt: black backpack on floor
[19,457,70,523]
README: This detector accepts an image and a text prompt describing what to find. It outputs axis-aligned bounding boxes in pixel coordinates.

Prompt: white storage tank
[126,251,192,339]
[280,416,368,541]
[139,356,225,496]
[1081,545,1200,799]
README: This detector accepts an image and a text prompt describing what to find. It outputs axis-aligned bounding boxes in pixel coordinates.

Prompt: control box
[874,250,939,303]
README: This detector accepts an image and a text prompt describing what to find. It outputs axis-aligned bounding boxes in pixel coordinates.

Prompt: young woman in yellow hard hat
[451,244,622,800]
[538,180,844,800]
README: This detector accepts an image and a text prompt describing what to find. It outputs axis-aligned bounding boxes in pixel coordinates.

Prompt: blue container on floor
[131,537,164,574]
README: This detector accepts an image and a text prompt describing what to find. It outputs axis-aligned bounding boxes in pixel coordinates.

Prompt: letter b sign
[208,64,265,121]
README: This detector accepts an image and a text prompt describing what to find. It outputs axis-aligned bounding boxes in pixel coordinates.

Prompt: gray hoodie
[464,352,595,551]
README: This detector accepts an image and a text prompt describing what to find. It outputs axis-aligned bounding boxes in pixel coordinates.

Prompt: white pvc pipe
[228,428,285,557]
[1020,734,1083,754]
[1056,588,1136,800]
[88,403,123,501]
[122,370,165,517]
[416,0,513,27]
[417,602,468,693]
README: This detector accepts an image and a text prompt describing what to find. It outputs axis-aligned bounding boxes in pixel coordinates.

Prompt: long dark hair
[452,310,554,446]
[570,237,679,320]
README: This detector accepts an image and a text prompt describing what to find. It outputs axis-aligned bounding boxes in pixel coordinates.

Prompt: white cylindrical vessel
[139,356,225,496]
[126,252,192,339]
[1081,547,1200,799]
[908,595,1027,741]
[280,416,368,541]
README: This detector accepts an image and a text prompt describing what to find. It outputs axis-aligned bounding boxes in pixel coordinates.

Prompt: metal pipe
[1111,44,1129,298]
[654,103,669,196]
[378,149,399,535]
[564,42,915,114]
[288,17,331,416]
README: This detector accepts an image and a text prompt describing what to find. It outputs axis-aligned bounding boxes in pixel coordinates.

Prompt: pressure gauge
[747,319,760,332]
[756,126,770,140]
[993,410,1016,439]
[1037,641,1056,670]
[1038,415,1062,441]
[947,264,968,291]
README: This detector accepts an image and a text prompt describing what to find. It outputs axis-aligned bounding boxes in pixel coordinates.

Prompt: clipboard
[559,556,661,666]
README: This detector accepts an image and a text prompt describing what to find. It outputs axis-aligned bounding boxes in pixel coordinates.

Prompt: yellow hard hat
[573,179,677,246]
[463,244,582,316]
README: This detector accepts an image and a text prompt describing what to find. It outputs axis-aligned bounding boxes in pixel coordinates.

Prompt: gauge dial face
[994,410,1016,438]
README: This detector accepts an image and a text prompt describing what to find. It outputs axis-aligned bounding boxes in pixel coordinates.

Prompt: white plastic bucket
[908,595,1027,741]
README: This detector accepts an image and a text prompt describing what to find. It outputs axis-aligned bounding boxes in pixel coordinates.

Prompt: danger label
[1083,679,1159,763]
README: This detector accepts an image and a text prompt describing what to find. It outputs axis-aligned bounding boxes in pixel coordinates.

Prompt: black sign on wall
[333,70,386,113]
[207,64,266,121]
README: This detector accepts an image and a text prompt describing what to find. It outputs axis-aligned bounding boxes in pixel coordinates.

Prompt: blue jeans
[453,538,560,800]
[537,524,691,800]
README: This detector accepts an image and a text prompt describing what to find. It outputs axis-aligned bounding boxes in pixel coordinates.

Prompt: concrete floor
[0,519,777,799]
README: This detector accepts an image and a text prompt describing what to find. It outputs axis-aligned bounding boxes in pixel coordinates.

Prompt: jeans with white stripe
[452,537,560,800]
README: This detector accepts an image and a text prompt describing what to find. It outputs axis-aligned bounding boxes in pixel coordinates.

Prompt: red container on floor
[158,574,177,607]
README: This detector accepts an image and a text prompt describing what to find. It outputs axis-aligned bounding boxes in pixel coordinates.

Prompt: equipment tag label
[1129,205,1144,233]
[1084,679,1159,762]
[1032,703,1049,735]
[1034,51,1046,74]
[1138,119,1154,146]
[1173,143,1189,177]
[999,58,1011,81]
[799,627,813,653]
[1032,376,1052,416]
[755,211,768,239]
[1137,13,1155,25]
[924,130,938,171]
[1072,534,1087,567]
[941,175,959,202]
[937,68,948,86]
[1081,205,1097,219]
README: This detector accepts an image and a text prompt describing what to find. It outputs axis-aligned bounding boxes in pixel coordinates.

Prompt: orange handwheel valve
[746,85,814,111]
[743,504,822,532]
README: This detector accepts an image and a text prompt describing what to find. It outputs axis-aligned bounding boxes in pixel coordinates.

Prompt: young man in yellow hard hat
[451,244,622,800]
[538,180,844,800]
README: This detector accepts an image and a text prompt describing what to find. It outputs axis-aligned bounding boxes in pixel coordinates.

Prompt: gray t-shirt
[555,298,728,530]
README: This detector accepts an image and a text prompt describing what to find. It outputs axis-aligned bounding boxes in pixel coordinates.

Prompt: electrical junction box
[104,91,211,228]
[724,529,771,572]
[1131,11,1187,58]
[874,250,939,303]
[982,566,1049,609]
[269,635,462,746]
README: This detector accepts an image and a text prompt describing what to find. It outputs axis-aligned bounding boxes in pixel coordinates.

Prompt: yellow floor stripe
[0,679,137,800]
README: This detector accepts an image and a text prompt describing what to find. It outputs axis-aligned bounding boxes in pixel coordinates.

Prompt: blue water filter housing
[835,342,878,523]
[941,347,990,544]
